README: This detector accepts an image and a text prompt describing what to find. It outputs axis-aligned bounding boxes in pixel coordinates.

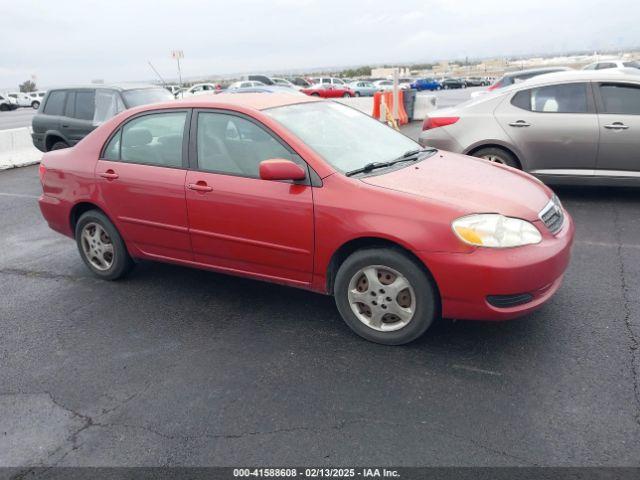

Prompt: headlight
[452,214,542,248]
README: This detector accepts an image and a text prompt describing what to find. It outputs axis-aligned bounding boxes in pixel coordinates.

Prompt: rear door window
[119,112,187,168]
[44,91,66,115]
[599,83,640,115]
[511,83,589,113]
[75,91,96,120]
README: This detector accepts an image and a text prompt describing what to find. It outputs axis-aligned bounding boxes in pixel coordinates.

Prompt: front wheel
[354,91,361,97]
[342,92,351,98]
[75,210,134,280]
[32,101,40,109]
[334,248,439,345]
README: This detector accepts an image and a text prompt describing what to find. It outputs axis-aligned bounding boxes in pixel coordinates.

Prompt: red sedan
[300,83,354,98]
[38,94,574,345]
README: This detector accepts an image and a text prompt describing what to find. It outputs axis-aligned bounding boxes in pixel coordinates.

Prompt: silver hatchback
[419,69,640,186]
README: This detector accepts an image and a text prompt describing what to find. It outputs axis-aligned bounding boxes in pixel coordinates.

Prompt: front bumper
[419,211,575,321]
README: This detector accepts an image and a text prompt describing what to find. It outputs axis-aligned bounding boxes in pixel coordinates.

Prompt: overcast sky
[2,0,639,89]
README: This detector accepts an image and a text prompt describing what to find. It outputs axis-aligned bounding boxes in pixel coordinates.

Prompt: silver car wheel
[482,154,506,165]
[347,265,416,332]
[80,222,114,271]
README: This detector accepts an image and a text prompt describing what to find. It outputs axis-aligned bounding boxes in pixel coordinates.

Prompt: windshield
[265,102,420,174]
[121,88,174,108]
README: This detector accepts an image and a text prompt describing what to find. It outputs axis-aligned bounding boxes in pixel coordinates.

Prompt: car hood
[361,151,552,221]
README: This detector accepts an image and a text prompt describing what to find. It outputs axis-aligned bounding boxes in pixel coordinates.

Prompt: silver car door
[494,82,598,175]
[594,81,640,176]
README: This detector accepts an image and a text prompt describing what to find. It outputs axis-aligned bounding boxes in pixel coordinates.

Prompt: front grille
[539,196,564,235]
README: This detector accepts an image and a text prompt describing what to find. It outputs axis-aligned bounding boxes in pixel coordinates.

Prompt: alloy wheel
[482,154,506,165]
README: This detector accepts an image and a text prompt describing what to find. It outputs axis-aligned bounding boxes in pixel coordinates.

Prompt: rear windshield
[121,88,174,108]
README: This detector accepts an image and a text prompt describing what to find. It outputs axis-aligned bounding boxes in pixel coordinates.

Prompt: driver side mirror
[259,159,306,181]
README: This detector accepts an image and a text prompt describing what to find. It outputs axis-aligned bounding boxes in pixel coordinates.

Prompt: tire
[342,92,351,98]
[75,210,134,280]
[0,104,8,112]
[354,92,361,97]
[32,101,40,109]
[334,248,438,345]
[50,141,69,151]
[472,147,520,169]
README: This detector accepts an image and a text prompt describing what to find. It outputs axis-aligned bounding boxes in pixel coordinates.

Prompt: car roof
[502,67,570,78]
[513,68,640,87]
[169,92,320,111]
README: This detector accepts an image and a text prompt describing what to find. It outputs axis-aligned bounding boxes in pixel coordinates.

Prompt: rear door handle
[187,182,213,192]
[509,121,531,127]
[99,170,119,180]
[604,122,629,130]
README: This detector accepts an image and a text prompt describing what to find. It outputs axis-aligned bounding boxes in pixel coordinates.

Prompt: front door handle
[509,120,531,127]
[99,170,119,180]
[604,122,629,130]
[187,182,213,192]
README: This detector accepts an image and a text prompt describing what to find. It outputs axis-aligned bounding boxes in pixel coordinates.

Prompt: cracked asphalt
[1,129,640,467]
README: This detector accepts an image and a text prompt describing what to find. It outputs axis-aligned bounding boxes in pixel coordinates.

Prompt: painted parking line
[0,192,39,199]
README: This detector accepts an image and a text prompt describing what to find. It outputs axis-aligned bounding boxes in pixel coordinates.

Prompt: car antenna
[147,61,168,89]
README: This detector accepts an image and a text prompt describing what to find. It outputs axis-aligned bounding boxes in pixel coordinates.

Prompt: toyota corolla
[38,94,574,345]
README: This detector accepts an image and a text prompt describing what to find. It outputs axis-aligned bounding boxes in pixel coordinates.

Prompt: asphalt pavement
[0,97,639,469]
[0,108,36,130]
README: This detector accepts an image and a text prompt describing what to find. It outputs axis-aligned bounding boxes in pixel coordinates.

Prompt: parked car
[465,77,490,87]
[348,81,378,97]
[373,79,394,90]
[300,83,354,98]
[177,83,220,98]
[0,93,19,111]
[32,84,174,152]
[245,75,275,86]
[419,69,640,186]
[270,78,297,89]
[583,59,640,70]
[227,81,267,91]
[37,93,574,345]
[27,91,46,109]
[311,77,349,88]
[410,78,442,91]
[289,77,313,89]
[487,67,571,92]
[441,78,466,89]
[7,92,33,108]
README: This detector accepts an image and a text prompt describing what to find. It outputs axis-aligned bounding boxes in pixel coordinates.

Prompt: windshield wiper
[345,147,437,177]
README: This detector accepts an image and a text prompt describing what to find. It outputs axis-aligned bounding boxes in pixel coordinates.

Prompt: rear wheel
[75,210,134,280]
[311,92,320,97]
[342,92,351,98]
[354,91,361,97]
[32,101,40,109]
[50,141,69,151]
[472,147,520,169]
[0,104,8,111]
[334,248,438,345]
